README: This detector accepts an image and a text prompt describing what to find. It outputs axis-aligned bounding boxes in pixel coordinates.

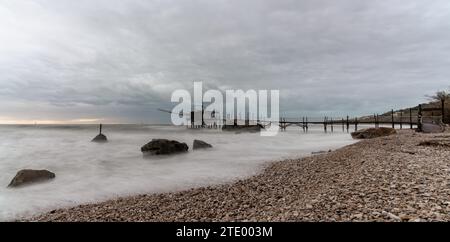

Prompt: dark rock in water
[421,123,445,133]
[92,133,108,142]
[222,124,264,133]
[92,124,107,142]
[8,169,55,188]
[351,127,396,139]
[193,139,212,150]
[141,139,189,155]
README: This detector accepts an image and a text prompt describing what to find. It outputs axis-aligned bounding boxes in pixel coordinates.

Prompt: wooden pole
[306,117,309,132]
[99,124,102,134]
[331,118,334,132]
[342,118,345,132]
[373,114,376,128]
[302,117,305,132]
[418,104,422,132]
[376,114,379,128]
[391,109,395,129]
[346,115,349,133]
[202,103,205,127]
[245,112,249,126]
[355,117,358,131]
[409,108,413,129]
[400,112,403,129]
[324,117,327,133]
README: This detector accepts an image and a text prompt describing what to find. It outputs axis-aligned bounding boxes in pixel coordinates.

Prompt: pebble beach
[30,130,450,222]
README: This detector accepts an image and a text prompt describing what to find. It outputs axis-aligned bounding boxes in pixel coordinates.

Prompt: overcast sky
[0,0,449,124]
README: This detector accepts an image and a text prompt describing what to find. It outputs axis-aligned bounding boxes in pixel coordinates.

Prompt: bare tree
[426,90,450,102]
[425,89,450,124]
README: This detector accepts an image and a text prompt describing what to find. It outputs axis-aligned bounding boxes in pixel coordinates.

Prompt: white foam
[0,125,356,221]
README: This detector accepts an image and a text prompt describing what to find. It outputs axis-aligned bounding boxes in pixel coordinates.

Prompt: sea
[0,124,356,221]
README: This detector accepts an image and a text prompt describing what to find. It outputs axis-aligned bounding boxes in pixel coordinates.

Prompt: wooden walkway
[162,102,446,133]
[279,104,444,132]
[278,116,418,132]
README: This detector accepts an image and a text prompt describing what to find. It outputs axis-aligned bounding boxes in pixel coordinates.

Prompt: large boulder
[351,127,396,139]
[141,139,189,155]
[8,169,55,188]
[92,133,107,142]
[193,139,212,150]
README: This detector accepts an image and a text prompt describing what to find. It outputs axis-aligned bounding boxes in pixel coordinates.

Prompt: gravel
[29,130,450,222]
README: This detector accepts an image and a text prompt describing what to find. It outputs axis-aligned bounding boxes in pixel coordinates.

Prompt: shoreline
[29,130,450,221]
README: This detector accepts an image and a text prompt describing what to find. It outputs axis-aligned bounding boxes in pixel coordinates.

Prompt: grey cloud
[0,0,450,123]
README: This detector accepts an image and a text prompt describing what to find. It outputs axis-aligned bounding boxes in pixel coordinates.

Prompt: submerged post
[99,124,102,134]
[342,118,345,132]
[355,117,358,131]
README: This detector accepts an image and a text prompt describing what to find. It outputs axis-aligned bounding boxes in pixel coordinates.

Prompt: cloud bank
[1,0,449,123]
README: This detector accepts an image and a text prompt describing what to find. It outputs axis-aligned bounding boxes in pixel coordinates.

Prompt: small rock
[410,218,424,222]
[352,213,364,220]
[399,214,411,221]
[193,140,213,150]
[371,211,381,217]
[382,211,401,221]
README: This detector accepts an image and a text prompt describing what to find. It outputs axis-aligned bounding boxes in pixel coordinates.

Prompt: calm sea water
[0,124,356,221]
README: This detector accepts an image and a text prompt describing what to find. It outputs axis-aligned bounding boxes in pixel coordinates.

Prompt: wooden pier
[279,102,446,133]
[159,101,447,133]
[278,113,419,133]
